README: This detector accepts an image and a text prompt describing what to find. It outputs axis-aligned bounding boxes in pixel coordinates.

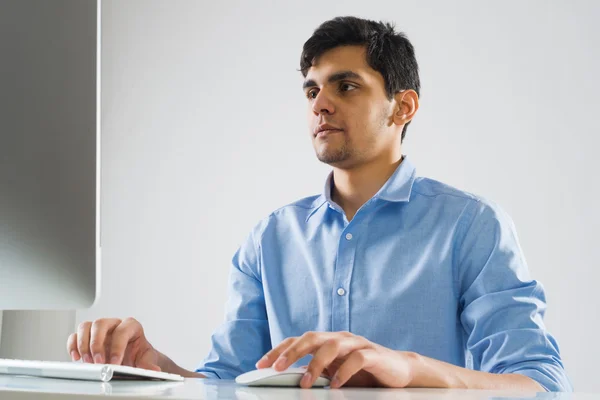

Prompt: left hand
[255,331,417,389]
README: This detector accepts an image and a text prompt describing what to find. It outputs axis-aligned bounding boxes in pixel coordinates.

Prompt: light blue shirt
[196,156,572,392]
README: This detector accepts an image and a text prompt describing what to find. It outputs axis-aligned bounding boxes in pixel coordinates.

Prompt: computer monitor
[0,0,100,310]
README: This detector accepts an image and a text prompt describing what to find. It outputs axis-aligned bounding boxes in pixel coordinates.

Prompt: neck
[331,154,404,221]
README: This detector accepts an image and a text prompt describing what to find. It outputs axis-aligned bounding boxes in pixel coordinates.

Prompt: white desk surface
[0,376,591,400]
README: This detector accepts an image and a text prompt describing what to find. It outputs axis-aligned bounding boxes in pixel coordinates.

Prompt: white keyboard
[0,359,184,382]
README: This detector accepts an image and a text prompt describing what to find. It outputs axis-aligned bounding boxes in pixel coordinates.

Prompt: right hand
[66,317,162,371]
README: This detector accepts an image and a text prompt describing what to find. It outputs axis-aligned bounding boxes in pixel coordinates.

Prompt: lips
[315,129,341,138]
[314,124,342,137]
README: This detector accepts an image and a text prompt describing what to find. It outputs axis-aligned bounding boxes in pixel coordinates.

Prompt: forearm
[406,352,545,392]
[157,352,206,378]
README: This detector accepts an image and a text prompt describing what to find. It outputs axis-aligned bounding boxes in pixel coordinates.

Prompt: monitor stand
[0,310,75,361]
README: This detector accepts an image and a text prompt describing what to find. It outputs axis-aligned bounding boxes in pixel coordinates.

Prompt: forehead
[305,45,380,83]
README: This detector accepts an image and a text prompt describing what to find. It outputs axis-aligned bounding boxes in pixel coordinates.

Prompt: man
[67,16,571,391]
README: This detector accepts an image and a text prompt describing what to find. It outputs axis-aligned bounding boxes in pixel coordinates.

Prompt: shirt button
[345,233,353,240]
[337,288,346,296]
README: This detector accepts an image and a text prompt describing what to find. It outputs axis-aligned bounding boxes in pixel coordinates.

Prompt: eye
[339,82,357,92]
[306,89,318,100]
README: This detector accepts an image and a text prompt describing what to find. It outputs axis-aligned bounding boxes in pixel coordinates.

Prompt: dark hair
[300,16,420,142]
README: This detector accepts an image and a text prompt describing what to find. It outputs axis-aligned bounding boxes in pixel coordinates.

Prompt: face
[303,45,400,169]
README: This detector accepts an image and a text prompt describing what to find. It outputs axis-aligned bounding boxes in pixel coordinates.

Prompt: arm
[193,226,272,379]
[154,225,269,380]
[407,351,544,390]
[455,199,572,392]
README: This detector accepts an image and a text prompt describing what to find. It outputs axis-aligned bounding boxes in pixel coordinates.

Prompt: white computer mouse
[235,367,331,387]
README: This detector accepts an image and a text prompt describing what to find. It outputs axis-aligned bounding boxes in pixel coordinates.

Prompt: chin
[313,140,353,164]
[316,152,352,166]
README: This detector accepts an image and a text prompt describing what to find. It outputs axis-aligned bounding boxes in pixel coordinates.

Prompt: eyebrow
[302,70,364,90]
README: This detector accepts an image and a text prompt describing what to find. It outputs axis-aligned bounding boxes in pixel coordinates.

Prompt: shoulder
[411,176,515,228]
[412,176,479,201]
[248,194,323,240]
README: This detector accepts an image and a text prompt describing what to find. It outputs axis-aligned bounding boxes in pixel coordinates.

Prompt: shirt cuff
[194,369,222,379]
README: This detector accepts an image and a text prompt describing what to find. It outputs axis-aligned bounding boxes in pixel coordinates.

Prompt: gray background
[3,0,600,392]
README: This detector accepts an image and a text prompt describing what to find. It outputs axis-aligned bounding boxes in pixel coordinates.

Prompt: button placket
[331,220,361,332]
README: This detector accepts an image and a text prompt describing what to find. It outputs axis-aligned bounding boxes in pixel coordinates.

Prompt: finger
[67,333,80,361]
[330,349,377,388]
[136,348,162,372]
[300,339,341,388]
[302,337,370,388]
[108,317,143,365]
[89,318,122,364]
[255,337,297,368]
[274,332,335,371]
[76,321,93,363]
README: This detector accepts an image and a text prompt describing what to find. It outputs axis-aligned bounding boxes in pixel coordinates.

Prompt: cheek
[348,112,383,148]
[307,109,317,133]
[352,105,376,128]
[364,104,391,137]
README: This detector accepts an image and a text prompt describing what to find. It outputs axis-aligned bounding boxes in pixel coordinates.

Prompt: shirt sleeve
[456,199,572,392]
[195,226,271,379]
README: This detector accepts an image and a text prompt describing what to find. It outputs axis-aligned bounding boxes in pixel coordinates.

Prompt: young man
[67,16,571,392]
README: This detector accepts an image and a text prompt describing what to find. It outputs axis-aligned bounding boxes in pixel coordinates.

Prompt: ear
[392,89,419,126]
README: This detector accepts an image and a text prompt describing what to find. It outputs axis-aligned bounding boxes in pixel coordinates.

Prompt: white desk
[0,376,590,400]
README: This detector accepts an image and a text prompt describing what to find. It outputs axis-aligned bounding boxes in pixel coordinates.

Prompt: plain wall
[77,0,599,391]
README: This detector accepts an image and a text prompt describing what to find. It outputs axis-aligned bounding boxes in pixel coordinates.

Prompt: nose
[311,90,335,116]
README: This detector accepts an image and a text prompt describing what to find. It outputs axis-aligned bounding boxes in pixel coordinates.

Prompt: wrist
[402,351,424,387]
[403,351,465,389]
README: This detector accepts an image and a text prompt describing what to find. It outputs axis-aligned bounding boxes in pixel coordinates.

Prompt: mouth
[315,129,343,138]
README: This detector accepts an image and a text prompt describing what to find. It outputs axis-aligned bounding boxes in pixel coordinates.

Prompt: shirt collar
[373,155,416,202]
[306,155,417,221]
